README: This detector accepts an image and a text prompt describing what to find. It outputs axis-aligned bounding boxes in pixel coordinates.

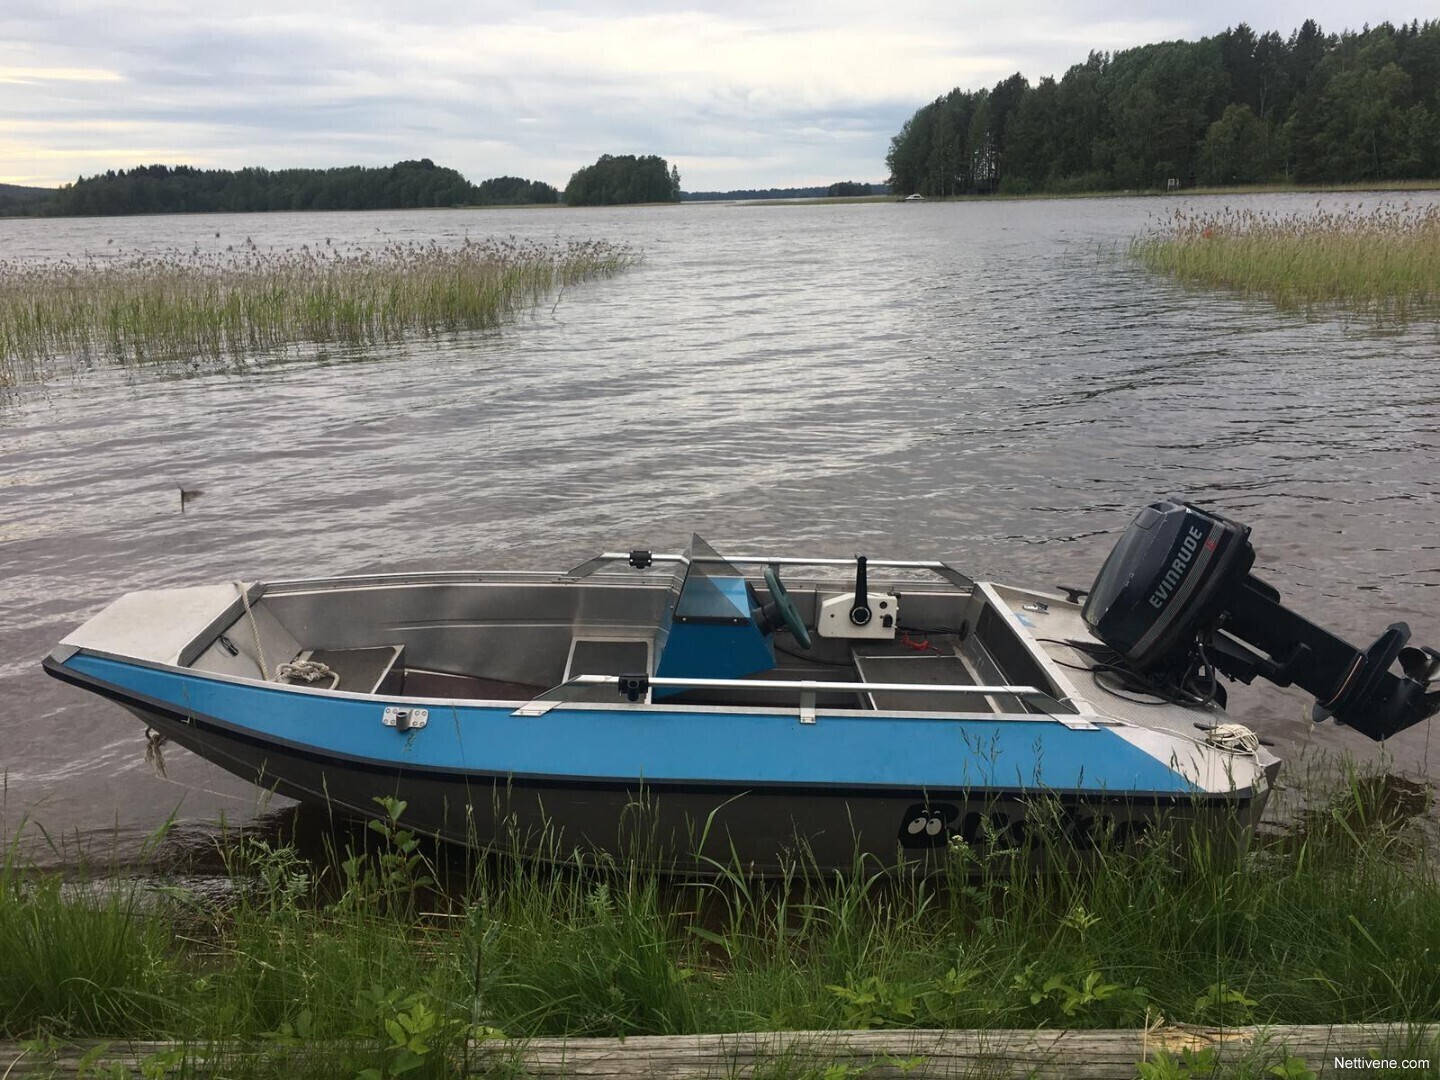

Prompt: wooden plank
[1,1025,1436,1078]
[495,1027,1440,1078]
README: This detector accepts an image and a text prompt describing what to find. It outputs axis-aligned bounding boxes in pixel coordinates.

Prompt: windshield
[673,534,752,622]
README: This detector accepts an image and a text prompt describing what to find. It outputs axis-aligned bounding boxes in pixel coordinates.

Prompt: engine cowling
[1082,500,1252,672]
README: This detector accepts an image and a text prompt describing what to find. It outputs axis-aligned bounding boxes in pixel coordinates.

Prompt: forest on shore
[887,19,1440,196]
[683,181,889,201]
[16,160,561,217]
[10,155,693,216]
[0,182,50,216]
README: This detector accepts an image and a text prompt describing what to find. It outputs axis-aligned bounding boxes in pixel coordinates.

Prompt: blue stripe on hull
[61,654,1198,796]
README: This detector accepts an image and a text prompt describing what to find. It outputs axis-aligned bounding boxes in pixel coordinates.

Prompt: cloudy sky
[0,1,1423,192]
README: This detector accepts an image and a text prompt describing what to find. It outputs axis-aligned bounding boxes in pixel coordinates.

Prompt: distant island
[888,17,1440,196]
[563,154,681,206]
[0,166,903,218]
[4,155,708,217]
[16,160,560,217]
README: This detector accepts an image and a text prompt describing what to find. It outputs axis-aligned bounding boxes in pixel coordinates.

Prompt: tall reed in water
[1129,202,1440,320]
[0,237,639,381]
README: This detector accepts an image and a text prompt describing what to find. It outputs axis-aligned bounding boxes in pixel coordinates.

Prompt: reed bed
[1129,202,1440,320]
[0,237,639,384]
[2,766,1438,1079]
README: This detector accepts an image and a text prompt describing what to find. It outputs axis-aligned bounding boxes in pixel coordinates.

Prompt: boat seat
[281,645,404,695]
[851,648,995,714]
[562,637,653,702]
[400,670,545,701]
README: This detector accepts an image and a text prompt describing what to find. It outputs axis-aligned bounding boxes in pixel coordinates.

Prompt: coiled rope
[277,658,339,689]
[1205,722,1262,756]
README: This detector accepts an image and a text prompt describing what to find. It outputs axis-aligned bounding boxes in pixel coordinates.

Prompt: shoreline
[4,180,1440,221]
[744,179,1440,207]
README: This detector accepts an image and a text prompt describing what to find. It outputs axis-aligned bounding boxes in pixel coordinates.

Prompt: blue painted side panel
[655,573,774,689]
[654,619,776,686]
[62,654,1197,794]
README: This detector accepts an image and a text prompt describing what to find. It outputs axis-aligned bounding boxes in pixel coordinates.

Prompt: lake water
[3,194,1438,865]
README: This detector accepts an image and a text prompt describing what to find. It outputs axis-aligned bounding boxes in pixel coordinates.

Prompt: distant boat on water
[902,193,925,202]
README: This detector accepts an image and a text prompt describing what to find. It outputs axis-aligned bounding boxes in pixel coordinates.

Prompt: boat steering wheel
[763,565,813,649]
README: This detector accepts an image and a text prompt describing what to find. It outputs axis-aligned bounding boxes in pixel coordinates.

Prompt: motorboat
[44,501,1439,872]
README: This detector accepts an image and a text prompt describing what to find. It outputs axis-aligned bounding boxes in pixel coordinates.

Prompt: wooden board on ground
[1,1024,1437,1078]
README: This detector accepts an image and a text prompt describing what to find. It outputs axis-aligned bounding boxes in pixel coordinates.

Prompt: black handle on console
[850,555,872,626]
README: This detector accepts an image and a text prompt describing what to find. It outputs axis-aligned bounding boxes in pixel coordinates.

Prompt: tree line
[563,155,681,206]
[682,182,889,201]
[684,185,833,201]
[16,154,698,216]
[0,182,51,216]
[887,18,1440,195]
[22,160,561,217]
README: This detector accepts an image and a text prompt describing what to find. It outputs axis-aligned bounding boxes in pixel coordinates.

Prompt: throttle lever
[850,555,872,626]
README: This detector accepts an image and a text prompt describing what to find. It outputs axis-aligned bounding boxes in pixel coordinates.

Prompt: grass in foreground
[0,237,639,385]
[1,776,1438,1077]
[1128,202,1440,320]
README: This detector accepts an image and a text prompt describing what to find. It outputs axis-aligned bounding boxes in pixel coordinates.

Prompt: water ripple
[3,193,1438,852]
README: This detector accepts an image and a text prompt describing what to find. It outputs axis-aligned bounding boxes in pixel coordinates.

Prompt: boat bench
[561,637,653,702]
[851,648,996,714]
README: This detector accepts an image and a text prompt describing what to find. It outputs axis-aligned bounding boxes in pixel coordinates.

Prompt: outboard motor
[1083,500,1440,741]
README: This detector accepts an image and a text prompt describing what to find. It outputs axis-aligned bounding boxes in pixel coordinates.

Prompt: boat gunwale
[257,566,979,595]
[41,654,1266,802]
[48,644,1115,725]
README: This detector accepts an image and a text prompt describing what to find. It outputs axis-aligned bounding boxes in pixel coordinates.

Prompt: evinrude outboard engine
[1083,500,1440,741]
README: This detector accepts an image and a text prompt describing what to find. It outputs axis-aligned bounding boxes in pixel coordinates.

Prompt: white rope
[1205,722,1262,756]
[277,659,339,690]
[234,581,270,681]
